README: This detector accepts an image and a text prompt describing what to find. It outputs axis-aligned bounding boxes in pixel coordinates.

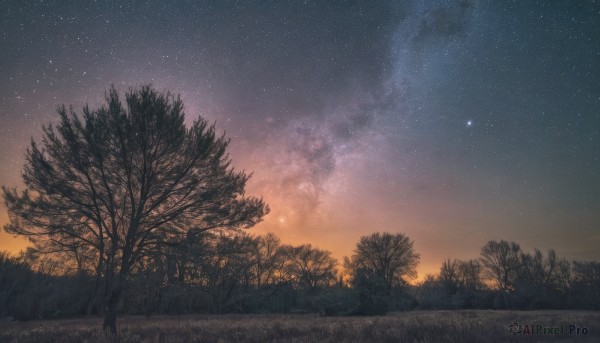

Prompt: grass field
[0,310,598,342]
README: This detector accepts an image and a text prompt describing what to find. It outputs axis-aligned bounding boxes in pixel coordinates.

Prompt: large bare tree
[2,85,268,332]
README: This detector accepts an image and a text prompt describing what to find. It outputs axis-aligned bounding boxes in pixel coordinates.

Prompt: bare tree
[518,249,571,308]
[196,232,258,313]
[457,259,483,291]
[2,85,268,332]
[480,240,521,308]
[344,232,419,293]
[251,233,283,288]
[280,244,338,291]
[439,259,459,294]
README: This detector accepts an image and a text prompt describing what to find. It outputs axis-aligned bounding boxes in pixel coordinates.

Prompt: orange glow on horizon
[0,204,441,282]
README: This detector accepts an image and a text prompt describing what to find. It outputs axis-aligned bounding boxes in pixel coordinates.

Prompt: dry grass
[1,311,598,342]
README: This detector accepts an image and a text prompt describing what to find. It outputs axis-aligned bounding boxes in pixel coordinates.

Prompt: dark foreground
[0,310,598,342]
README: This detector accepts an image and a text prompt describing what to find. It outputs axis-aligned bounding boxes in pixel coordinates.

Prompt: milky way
[1,0,599,276]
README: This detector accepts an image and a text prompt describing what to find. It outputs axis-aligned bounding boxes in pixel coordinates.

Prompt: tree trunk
[103,278,123,334]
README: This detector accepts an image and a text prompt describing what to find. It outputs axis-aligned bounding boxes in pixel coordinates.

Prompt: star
[466,120,473,127]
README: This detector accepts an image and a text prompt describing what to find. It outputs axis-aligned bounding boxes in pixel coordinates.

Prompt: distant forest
[1,232,599,320]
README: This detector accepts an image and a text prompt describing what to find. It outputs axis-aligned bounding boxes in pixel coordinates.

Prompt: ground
[1,310,598,342]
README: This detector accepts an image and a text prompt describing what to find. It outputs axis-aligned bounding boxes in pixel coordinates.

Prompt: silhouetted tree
[2,85,268,332]
[457,259,483,291]
[201,232,258,313]
[480,240,521,308]
[439,259,459,294]
[280,244,338,291]
[571,261,600,309]
[251,233,283,288]
[517,249,570,308]
[345,232,419,294]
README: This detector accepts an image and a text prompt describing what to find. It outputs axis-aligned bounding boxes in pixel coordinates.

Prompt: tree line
[0,231,415,318]
[417,240,599,311]
[1,233,599,321]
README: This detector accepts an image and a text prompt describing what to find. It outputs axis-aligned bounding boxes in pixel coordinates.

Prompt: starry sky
[1,0,599,278]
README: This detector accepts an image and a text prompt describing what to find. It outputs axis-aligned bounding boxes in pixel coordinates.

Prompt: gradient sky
[1,0,599,278]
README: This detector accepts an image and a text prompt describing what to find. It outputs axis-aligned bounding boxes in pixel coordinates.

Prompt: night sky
[1,0,599,278]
